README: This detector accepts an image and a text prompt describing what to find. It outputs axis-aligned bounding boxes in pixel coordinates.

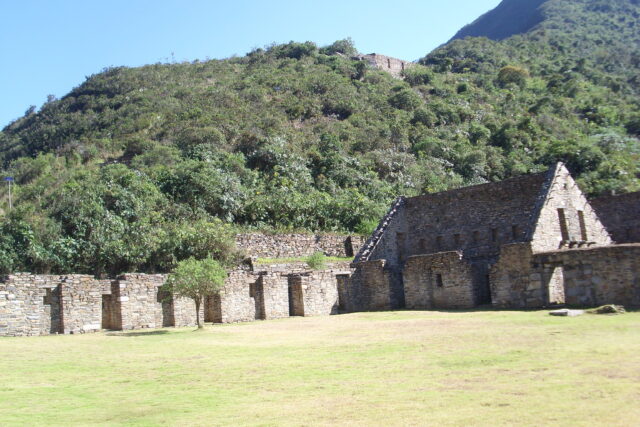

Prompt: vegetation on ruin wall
[0,311,639,425]
[0,0,639,274]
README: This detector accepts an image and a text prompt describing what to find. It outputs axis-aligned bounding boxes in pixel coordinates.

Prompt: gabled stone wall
[531,164,611,252]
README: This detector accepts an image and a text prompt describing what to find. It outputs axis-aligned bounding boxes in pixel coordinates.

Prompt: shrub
[306,251,326,270]
[497,66,530,88]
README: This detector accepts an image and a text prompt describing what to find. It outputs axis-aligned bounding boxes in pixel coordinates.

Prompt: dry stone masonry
[1,233,360,336]
[2,169,639,337]
[350,163,639,311]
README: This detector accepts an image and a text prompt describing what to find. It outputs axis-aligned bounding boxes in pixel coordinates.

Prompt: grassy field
[1,310,639,426]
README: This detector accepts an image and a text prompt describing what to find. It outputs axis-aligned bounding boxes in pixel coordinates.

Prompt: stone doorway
[101,294,118,330]
[546,265,565,305]
[205,295,223,323]
[288,276,304,316]
[472,263,493,306]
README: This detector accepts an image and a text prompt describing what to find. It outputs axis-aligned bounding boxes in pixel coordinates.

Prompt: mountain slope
[451,0,547,41]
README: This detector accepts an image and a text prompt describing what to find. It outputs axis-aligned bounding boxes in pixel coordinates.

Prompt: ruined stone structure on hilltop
[352,53,414,78]
[347,163,640,310]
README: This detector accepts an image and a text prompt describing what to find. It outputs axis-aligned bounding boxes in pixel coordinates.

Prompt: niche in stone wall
[557,209,570,241]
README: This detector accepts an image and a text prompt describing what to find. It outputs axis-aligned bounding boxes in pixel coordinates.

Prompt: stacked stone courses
[590,191,640,244]
[350,163,638,311]
[3,173,639,337]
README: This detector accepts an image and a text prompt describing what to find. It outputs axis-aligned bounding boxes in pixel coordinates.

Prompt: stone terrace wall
[235,233,364,259]
[590,192,640,244]
[404,252,475,309]
[534,244,640,308]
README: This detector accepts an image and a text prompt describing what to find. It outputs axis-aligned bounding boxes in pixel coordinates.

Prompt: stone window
[511,225,519,240]
[419,239,426,251]
[491,228,498,242]
[578,210,588,241]
[43,288,52,305]
[472,230,480,244]
[436,273,444,287]
[454,233,461,246]
[557,209,569,241]
[387,58,391,68]
[436,236,443,250]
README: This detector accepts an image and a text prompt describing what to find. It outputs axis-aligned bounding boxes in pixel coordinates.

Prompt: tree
[496,66,530,88]
[166,258,227,328]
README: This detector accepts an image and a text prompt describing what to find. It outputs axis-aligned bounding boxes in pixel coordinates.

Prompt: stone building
[348,163,640,310]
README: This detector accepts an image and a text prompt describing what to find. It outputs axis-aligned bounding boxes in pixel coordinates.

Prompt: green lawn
[1,310,639,426]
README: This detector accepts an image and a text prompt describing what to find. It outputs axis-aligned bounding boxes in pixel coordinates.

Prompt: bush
[306,252,326,270]
[497,66,530,88]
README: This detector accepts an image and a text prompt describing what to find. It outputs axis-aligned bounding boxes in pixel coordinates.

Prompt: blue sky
[0,0,501,127]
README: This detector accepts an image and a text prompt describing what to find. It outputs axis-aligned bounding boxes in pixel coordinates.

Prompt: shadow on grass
[105,330,170,337]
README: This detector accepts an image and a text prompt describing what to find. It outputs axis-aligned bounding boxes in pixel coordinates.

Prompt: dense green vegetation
[1,0,639,275]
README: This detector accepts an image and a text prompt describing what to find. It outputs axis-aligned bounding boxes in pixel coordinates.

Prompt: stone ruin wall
[1,232,364,337]
[590,191,640,244]
[404,252,475,310]
[355,54,414,78]
[1,261,355,336]
[403,172,548,260]
[235,233,364,259]
[535,244,640,308]
[1,273,199,337]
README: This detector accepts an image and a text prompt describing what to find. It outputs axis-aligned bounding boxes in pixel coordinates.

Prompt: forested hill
[450,0,547,41]
[1,0,639,276]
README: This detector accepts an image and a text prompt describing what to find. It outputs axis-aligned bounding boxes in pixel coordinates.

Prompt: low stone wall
[114,274,164,330]
[404,252,475,309]
[235,233,364,258]
[345,260,394,311]
[297,271,341,316]
[1,262,356,336]
[0,274,106,336]
[490,243,543,308]
[60,276,102,334]
[535,244,640,308]
[217,269,257,323]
